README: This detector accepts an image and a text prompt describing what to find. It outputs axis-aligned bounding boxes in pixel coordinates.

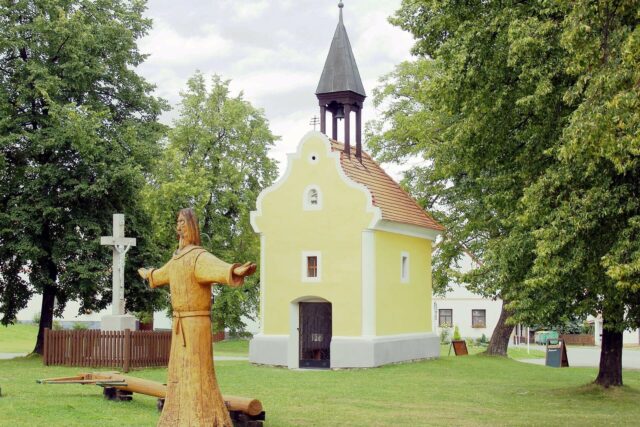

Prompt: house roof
[315,5,366,97]
[330,140,444,231]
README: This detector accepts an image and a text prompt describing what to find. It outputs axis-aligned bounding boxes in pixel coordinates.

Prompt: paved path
[214,355,248,361]
[515,345,640,369]
[0,352,27,360]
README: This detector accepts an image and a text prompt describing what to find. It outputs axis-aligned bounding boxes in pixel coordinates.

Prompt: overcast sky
[17,1,420,321]
[136,0,418,178]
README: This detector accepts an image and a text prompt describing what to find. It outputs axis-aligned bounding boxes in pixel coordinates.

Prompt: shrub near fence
[43,329,227,372]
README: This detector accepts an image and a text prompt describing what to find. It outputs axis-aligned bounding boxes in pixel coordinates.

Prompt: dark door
[299,302,332,369]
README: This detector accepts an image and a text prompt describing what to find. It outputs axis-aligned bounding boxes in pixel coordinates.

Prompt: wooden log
[38,372,263,416]
[223,395,263,417]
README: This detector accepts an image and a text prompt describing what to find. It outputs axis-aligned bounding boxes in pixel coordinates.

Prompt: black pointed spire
[316,1,366,159]
[315,1,365,96]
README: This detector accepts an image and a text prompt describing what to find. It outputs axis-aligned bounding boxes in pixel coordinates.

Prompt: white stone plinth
[101,314,137,331]
[249,332,440,369]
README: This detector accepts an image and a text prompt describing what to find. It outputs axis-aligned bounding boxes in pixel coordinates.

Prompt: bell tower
[316,1,366,159]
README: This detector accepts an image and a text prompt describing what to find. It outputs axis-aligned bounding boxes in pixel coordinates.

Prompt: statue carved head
[176,208,201,248]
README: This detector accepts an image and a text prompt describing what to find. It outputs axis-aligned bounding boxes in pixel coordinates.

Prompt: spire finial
[338,1,343,23]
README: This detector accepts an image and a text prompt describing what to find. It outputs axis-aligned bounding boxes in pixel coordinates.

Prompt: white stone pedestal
[101,314,137,331]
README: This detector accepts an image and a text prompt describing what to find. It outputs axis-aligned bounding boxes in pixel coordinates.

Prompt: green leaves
[0,0,167,326]
[144,72,277,333]
[378,1,640,341]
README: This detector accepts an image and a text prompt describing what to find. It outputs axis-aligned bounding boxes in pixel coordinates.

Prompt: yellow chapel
[249,2,443,369]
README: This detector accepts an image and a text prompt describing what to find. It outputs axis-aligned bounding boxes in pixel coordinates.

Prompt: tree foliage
[370,0,639,385]
[514,1,640,387]
[0,0,167,353]
[143,72,278,334]
[367,1,573,355]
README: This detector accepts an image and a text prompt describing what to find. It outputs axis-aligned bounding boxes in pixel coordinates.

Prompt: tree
[367,2,572,356]
[0,0,167,354]
[374,0,639,386]
[143,72,278,335]
[515,0,640,387]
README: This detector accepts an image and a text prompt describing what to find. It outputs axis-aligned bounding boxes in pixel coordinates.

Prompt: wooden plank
[123,329,131,373]
[43,328,49,365]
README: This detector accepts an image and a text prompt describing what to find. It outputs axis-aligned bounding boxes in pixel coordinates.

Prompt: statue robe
[149,245,242,427]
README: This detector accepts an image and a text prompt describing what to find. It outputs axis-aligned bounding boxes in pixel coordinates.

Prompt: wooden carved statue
[138,208,256,426]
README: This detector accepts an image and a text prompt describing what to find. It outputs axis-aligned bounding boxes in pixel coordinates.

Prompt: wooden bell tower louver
[316,1,366,159]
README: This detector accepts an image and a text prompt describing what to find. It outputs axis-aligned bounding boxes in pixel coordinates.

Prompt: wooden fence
[560,334,595,346]
[43,329,227,372]
[43,329,171,372]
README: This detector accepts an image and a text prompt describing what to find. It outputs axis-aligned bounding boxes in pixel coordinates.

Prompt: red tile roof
[330,141,444,231]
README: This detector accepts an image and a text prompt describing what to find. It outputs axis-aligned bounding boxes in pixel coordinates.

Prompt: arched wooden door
[299,302,332,369]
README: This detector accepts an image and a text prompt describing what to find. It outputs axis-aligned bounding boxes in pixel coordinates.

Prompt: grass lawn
[215,338,250,357]
[1,350,639,426]
[0,323,38,353]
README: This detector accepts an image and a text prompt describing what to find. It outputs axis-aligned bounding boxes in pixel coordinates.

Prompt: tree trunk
[594,327,623,387]
[485,303,513,356]
[33,254,58,355]
[33,283,56,354]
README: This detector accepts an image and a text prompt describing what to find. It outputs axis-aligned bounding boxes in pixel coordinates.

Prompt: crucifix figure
[101,214,136,316]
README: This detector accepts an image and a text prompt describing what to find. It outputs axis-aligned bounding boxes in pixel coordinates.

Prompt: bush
[581,321,594,335]
[476,333,489,346]
[135,311,154,324]
[439,323,451,343]
[453,325,461,341]
[32,312,41,324]
[72,322,89,330]
[52,320,63,330]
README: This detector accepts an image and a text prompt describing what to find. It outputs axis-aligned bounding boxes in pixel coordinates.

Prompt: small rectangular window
[302,251,321,282]
[307,256,318,278]
[472,309,486,328]
[400,252,409,283]
[439,309,453,327]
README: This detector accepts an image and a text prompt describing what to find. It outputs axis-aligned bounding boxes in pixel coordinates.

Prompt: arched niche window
[309,189,319,205]
[303,185,322,211]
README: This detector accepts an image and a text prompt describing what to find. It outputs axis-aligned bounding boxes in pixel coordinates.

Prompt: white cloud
[139,18,232,67]
[231,70,317,100]
[233,0,270,21]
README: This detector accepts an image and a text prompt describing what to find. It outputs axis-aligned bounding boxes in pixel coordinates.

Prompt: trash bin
[535,330,559,345]
[545,331,559,345]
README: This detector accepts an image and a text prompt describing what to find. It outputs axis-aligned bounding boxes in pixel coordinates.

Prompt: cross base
[101,314,137,331]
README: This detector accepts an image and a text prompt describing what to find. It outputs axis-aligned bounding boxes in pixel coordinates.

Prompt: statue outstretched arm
[195,252,256,287]
[138,263,170,288]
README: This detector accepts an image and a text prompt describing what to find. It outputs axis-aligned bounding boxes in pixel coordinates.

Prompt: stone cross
[101,214,136,315]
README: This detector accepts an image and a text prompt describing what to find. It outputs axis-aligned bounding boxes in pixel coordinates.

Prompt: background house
[432,251,503,340]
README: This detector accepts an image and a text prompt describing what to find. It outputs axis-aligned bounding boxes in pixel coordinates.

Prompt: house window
[303,185,322,210]
[400,252,409,283]
[472,309,486,328]
[439,309,452,327]
[302,251,321,282]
